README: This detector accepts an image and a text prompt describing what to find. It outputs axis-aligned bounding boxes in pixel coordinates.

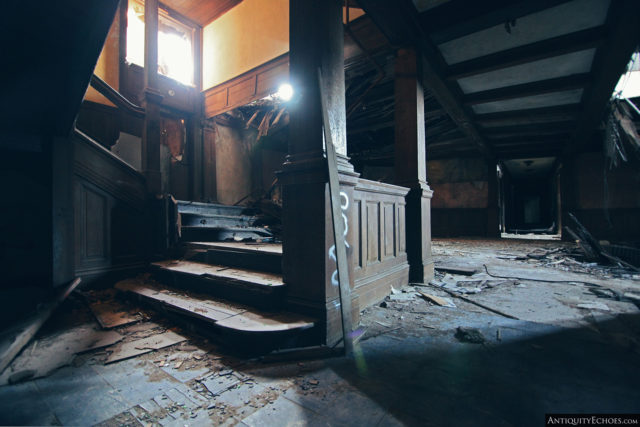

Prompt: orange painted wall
[84,13,120,106]
[202,0,289,90]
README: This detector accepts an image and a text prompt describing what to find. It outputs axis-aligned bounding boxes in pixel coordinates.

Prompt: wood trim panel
[203,54,289,118]
[351,178,410,308]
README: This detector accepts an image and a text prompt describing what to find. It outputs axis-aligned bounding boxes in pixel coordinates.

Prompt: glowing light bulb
[277,83,294,101]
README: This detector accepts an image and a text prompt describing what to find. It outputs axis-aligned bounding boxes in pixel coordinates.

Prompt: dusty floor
[1,238,639,426]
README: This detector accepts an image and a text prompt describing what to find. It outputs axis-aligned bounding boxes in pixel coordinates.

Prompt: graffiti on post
[328,191,349,287]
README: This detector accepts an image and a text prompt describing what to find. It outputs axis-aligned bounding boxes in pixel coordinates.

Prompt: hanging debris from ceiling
[215,99,289,143]
[603,98,640,169]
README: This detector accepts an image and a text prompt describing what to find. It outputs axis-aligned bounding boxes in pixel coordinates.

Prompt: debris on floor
[1,237,640,426]
[105,330,186,364]
[0,324,123,385]
[0,278,82,376]
[84,290,143,329]
[416,291,456,308]
[455,326,486,344]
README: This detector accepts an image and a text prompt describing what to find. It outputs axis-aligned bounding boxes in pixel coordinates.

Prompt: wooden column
[280,0,358,346]
[394,48,434,283]
[142,0,163,195]
[486,159,500,237]
[188,27,204,201]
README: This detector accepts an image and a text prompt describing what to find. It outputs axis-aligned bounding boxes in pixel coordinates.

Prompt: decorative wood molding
[203,54,289,118]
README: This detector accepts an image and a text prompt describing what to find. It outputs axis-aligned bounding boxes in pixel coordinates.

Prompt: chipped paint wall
[212,124,255,205]
[202,0,289,90]
[565,151,640,241]
[428,157,492,237]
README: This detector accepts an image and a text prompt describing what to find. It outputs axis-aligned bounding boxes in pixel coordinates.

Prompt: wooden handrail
[89,74,145,118]
[73,127,145,179]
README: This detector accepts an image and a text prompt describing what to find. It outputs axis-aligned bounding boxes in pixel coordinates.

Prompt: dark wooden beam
[358,0,494,159]
[497,150,562,160]
[463,73,591,106]
[489,135,569,145]
[446,26,606,80]
[491,140,566,149]
[481,121,575,136]
[566,0,640,154]
[420,0,572,45]
[427,137,471,147]
[488,130,572,140]
[475,105,581,126]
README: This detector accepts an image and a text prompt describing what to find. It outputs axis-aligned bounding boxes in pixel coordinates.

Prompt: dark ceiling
[347,0,640,172]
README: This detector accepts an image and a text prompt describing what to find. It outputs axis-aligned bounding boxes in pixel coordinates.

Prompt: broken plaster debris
[105,331,187,364]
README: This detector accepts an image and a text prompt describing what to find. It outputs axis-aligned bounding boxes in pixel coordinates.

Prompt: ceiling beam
[475,105,581,126]
[480,121,575,136]
[565,0,640,154]
[491,139,566,148]
[488,130,572,140]
[446,26,606,80]
[497,151,562,160]
[489,134,569,144]
[420,0,572,45]
[358,0,494,159]
[463,73,591,106]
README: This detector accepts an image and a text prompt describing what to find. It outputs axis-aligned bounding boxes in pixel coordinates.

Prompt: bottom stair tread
[152,260,284,287]
[116,279,314,333]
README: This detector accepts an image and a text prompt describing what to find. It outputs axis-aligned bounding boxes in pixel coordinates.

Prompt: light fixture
[277,83,294,101]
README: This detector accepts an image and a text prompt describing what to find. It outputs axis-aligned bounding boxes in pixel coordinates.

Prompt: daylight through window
[126,1,195,86]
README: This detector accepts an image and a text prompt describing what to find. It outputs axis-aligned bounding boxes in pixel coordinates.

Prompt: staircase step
[180,212,258,228]
[152,260,284,309]
[180,226,272,242]
[186,242,282,274]
[115,279,314,334]
[177,200,253,217]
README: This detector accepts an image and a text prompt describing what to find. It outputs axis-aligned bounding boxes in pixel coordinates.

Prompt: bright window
[126,1,195,86]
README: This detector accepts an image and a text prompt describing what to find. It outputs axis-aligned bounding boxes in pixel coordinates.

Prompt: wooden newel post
[280,0,358,347]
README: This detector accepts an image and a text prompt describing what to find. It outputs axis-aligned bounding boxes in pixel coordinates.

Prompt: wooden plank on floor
[152,260,285,287]
[434,265,478,276]
[0,278,81,374]
[89,301,142,329]
[105,331,186,364]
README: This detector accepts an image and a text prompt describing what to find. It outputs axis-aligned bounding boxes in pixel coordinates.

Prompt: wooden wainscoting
[73,130,147,281]
[203,54,289,118]
[351,179,410,309]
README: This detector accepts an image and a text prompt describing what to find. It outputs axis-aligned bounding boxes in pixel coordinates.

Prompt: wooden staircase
[116,203,318,353]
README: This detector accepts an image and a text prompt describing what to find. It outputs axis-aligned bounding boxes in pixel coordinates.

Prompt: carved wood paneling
[73,132,147,277]
[352,179,410,308]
